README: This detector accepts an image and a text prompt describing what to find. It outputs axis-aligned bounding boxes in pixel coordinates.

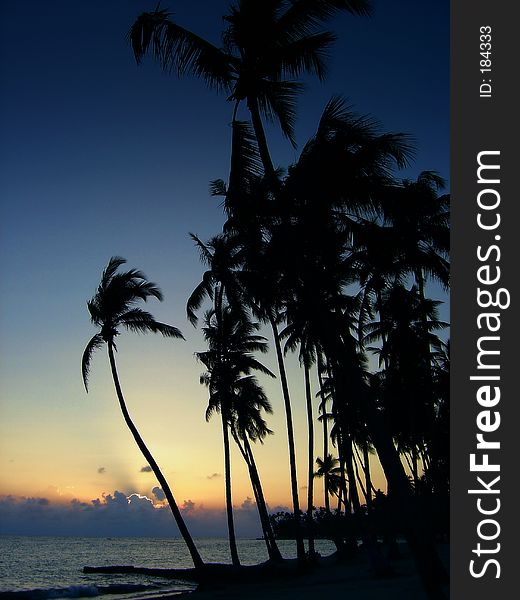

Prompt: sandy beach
[133,545,449,600]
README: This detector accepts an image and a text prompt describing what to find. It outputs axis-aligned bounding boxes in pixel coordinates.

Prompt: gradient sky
[0,0,449,537]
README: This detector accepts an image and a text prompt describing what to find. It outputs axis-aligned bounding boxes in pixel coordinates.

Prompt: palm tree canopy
[187,233,247,326]
[197,306,275,382]
[82,256,183,390]
[197,306,274,430]
[314,454,342,495]
[315,453,340,476]
[283,96,415,214]
[130,1,372,144]
[382,171,450,288]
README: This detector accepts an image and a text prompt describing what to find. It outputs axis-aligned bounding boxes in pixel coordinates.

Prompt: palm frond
[120,308,184,339]
[278,0,372,38]
[276,31,336,81]
[205,394,222,421]
[81,333,105,391]
[87,299,103,326]
[189,233,214,267]
[84,257,181,377]
[130,278,164,302]
[187,272,215,326]
[238,355,276,378]
[417,170,446,191]
[227,120,263,199]
[130,9,234,92]
[258,80,303,146]
[200,372,211,387]
[210,178,228,196]
[100,256,126,290]
[359,132,416,172]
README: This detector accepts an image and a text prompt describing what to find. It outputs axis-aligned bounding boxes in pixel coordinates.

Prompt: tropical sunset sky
[0,0,448,537]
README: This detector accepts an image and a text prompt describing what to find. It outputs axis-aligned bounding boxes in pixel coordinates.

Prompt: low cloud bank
[0,492,272,538]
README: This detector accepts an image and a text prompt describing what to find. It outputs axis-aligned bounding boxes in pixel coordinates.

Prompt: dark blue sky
[1,0,449,248]
[0,0,450,349]
[0,0,449,511]
[0,0,449,340]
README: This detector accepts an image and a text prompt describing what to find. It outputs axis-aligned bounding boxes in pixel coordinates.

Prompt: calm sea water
[0,536,336,599]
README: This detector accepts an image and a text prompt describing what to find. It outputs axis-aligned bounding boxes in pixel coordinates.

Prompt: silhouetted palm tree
[383,171,449,295]
[314,454,342,502]
[244,250,308,562]
[364,284,448,486]
[316,355,333,512]
[282,301,323,558]
[228,375,283,562]
[188,225,308,563]
[271,98,448,592]
[197,304,275,566]
[81,257,204,570]
[130,1,372,175]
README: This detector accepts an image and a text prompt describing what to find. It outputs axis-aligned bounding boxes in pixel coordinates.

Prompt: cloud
[140,466,152,473]
[206,473,222,480]
[28,497,50,506]
[181,499,196,513]
[0,493,264,538]
[240,497,255,511]
[152,487,166,502]
[97,467,106,474]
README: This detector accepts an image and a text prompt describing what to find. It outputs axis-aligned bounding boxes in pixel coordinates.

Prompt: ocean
[0,536,336,600]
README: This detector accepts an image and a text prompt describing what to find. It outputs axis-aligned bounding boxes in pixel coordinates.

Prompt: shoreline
[117,544,449,600]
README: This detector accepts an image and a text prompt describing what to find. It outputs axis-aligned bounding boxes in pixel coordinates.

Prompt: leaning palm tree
[81,256,204,570]
[197,304,276,566]
[229,376,283,562]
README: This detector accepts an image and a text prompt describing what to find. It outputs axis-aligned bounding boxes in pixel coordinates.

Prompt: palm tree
[269,99,448,593]
[281,302,323,558]
[188,227,308,563]
[243,251,308,563]
[81,257,204,570]
[316,356,333,512]
[228,376,283,562]
[314,454,342,503]
[187,232,245,327]
[364,283,448,486]
[130,0,372,176]
[197,304,276,566]
[383,171,450,296]
[229,95,413,563]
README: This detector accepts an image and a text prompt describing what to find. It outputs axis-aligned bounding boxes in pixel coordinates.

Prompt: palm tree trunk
[221,410,240,567]
[353,442,374,508]
[269,315,306,563]
[344,439,359,512]
[243,436,283,562]
[304,361,315,558]
[328,349,447,598]
[362,444,373,510]
[411,446,420,492]
[344,435,389,577]
[376,288,390,371]
[107,344,204,570]
[361,394,449,599]
[335,424,349,514]
[317,359,330,514]
[414,269,436,457]
[231,429,282,562]
[352,448,368,503]
[336,483,343,513]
